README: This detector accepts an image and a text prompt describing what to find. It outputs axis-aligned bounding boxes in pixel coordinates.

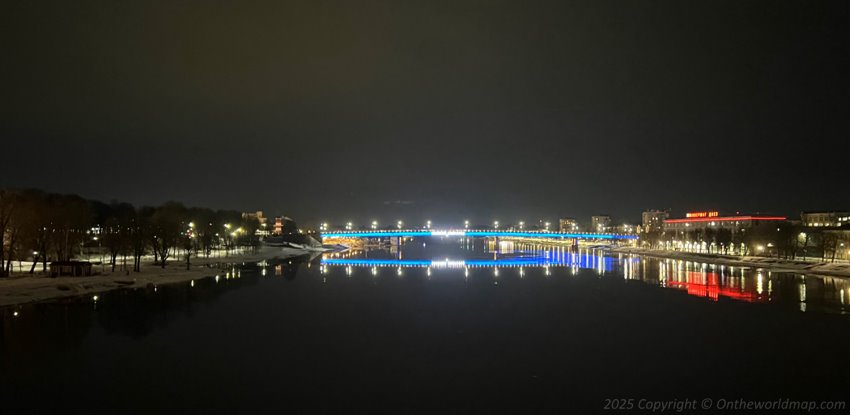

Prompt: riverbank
[0,248,313,307]
[609,247,850,278]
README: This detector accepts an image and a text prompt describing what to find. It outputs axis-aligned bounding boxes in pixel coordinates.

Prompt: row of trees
[640,222,850,261]
[0,188,261,276]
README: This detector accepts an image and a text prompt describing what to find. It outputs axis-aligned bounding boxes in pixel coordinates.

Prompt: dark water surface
[2,238,849,413]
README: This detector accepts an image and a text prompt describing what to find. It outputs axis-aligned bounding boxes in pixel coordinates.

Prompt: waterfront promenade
[611,247,850,279]
[0,248,305,307]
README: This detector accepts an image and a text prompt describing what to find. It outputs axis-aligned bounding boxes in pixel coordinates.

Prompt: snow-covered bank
[609,247,850,278]
[0,247,315,307]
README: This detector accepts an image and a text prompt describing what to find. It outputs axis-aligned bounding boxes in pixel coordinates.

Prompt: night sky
[3,0,848,226]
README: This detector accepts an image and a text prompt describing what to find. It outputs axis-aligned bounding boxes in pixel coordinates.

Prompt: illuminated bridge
[320,229,637,241]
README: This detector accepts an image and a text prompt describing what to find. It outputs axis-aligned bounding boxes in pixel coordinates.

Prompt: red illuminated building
[664,211,786,233]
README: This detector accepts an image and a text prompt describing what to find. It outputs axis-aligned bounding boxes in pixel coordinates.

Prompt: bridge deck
[320,230,636,240]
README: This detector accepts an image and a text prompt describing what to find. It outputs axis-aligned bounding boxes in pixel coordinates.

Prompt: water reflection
[2,239,850,413]
[318,239,850,314]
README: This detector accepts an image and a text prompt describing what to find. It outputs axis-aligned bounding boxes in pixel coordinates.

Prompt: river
[2,237,849,413]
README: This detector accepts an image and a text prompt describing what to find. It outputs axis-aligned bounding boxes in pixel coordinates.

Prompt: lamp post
[224,224,232,256]
[93,236,103,273]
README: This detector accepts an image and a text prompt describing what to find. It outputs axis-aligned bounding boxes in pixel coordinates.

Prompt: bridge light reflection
[321,252,616,270]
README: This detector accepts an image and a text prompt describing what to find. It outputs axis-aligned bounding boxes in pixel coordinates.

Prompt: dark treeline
[0,188,261,277]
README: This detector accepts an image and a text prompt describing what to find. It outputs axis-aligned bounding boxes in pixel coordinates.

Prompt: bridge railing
[319,229,637,240]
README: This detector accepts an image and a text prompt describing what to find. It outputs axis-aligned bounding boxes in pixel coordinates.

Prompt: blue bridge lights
[319,229,637,240]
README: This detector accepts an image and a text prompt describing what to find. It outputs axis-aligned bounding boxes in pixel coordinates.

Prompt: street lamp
[544,222,550,231]
[371,221,378,230]
[397,220,403,229]
[464,220,469,229]
[426,220,431,229]
[346,222,353,230]
[519,221,524,230]
[494,221,499,229]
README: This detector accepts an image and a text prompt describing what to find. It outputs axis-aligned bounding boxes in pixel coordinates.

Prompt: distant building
[242,210,266,223]
[242,210,270,236]
[272,216,298,236]
[641,210,669,233]
[50,261,93,277]
[591,215,611,233]
[664,211,786,234]
[273,217,283,235]
[559,218,579,232]
[615,224,635,234]
[801,211,850,227]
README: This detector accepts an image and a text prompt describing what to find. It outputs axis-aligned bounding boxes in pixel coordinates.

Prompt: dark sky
[3,0,848,226]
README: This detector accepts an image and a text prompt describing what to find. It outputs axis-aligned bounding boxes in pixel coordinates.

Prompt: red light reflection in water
[666,271,764,303]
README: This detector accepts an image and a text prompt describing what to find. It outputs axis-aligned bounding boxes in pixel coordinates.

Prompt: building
[641,210,669,233]
[273,217,284,235]
[242,210,267,224]
[615,224,635,234]
[50,261,93,277]
[591,215,611,233]
[559,218,579,232]
[801,211,850,227]
[242,210,270,236]
[663,211,786,234]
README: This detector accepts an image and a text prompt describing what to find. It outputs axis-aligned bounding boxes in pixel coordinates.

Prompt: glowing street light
[320,222,328,231]
[544,222,551,231]
[464,220,469,229]
[188,222,195,228]
[519,221,524,230]
[371,221,378,230]
[494,221,499,229]
[426,220,431,229]
[397,220,403,229]
[346,222,353,230]
[224,223,232,230]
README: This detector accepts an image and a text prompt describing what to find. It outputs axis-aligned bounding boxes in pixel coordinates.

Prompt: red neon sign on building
[686,211,719,218]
